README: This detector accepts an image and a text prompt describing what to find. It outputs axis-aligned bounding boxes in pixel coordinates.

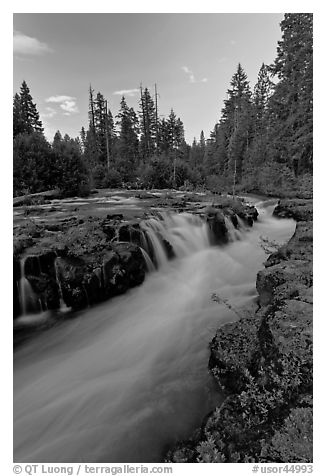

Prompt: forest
[13,13,312,199]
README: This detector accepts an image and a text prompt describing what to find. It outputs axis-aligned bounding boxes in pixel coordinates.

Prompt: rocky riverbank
[13,191,258,322]
[166,198,313,463]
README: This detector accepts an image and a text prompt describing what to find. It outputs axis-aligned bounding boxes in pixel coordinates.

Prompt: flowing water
[13,199,296,463]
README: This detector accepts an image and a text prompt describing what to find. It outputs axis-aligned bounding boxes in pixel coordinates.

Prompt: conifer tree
[52,131,89,196]
[216,64,254,181]
[268,13,313,174]
[13,81,43,136]
[13,93,25,137]
[115,96,139,180]
[139,87,156,161]
[254,63,274,132]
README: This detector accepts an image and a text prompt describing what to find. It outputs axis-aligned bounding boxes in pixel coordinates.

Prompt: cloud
[182,66,207,84]
[45,95,79,115]
[13,31,52,56]
[230,40,237,45]
[42,107,57,119]
[46,95,75,103]
[113,88,139,97]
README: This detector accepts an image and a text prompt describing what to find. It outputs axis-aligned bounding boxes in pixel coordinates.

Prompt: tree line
[13,13,312,197]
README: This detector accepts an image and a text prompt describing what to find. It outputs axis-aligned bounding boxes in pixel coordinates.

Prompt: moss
[260,407,313,462]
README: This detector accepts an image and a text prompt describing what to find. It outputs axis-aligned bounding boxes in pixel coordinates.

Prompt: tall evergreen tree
[242,63,274,181]
[52,131,90,196]
[94,92,109,165]
[80,126,86,152]
[13,93,25,137]
[268,13,313,174]
[254,63,274,131]
[215,64,254,181]
[115,96,139,180]
[13,81,43,136]
[139,87,156,161]
[157,118,171,154]
[166,109,184,149]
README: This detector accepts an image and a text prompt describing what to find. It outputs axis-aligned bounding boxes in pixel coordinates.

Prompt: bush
[92,165,122,189]
[138,157,172,189]
[206,174,228,194]
[241,161,312,199]
[106,169,123,188]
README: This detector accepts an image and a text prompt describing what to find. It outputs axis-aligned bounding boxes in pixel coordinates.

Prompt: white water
[18,258,41,316]
[14,201,296,463]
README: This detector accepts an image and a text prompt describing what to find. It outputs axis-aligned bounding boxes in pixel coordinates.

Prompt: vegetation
[13,14,312,199]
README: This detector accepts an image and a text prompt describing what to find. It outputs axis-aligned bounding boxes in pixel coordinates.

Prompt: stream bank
[166,198,313,463]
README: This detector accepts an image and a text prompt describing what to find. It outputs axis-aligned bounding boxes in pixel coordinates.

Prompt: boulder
[205,207,228,244]
[256,260,312,306]
[273,199,313,222]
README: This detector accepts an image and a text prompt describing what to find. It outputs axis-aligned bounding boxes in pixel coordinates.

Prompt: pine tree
[139,87,156,161]
[157,118,170,154]
[80,126,86,152]
[13,93,25,137]
[52,131,90,196]
[242,63,274,182]
[115,96,139,180]
[254,63,274,132]
[217,64,254,182]
[88,85,96,132]
[199,130,206,149]
[94,92,108,164]
[84,89,116,170]
[13,81,43,136]
[268,13,313,174]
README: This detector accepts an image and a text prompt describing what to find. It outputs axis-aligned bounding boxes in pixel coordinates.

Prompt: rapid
[13,198,296,463]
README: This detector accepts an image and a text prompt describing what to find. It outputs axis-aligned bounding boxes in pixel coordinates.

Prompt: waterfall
[140,212,211,267]
[54,258,70,312]
[236,214,247,230]
[18,258,40,315]
[139,248,155,272]
[225,216,242,241]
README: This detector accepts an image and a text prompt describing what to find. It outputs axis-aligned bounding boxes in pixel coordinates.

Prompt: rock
[273,199,313,222]
[260,407,313,462]
[256,260,312,306]
[265,221,312,267]
[112,242,147,290]
[205,207,228,244]
[118,222,143,246]
[54,244,146,310]
[238,205,259,226]
[209,316,262,393]
[106,213,123,220]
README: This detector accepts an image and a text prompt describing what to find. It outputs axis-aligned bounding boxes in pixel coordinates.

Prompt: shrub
[92,165,122,189]
[138,157,172,189]
[206,174,228,194]
[106,169,123,188]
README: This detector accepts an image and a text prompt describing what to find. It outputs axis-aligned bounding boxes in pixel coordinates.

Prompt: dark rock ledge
[166,199,313,463]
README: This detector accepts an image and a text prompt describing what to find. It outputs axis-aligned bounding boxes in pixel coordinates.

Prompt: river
[13,198,295,463]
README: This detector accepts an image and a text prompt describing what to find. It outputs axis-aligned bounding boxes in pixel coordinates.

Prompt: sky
[13,13,284,144]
